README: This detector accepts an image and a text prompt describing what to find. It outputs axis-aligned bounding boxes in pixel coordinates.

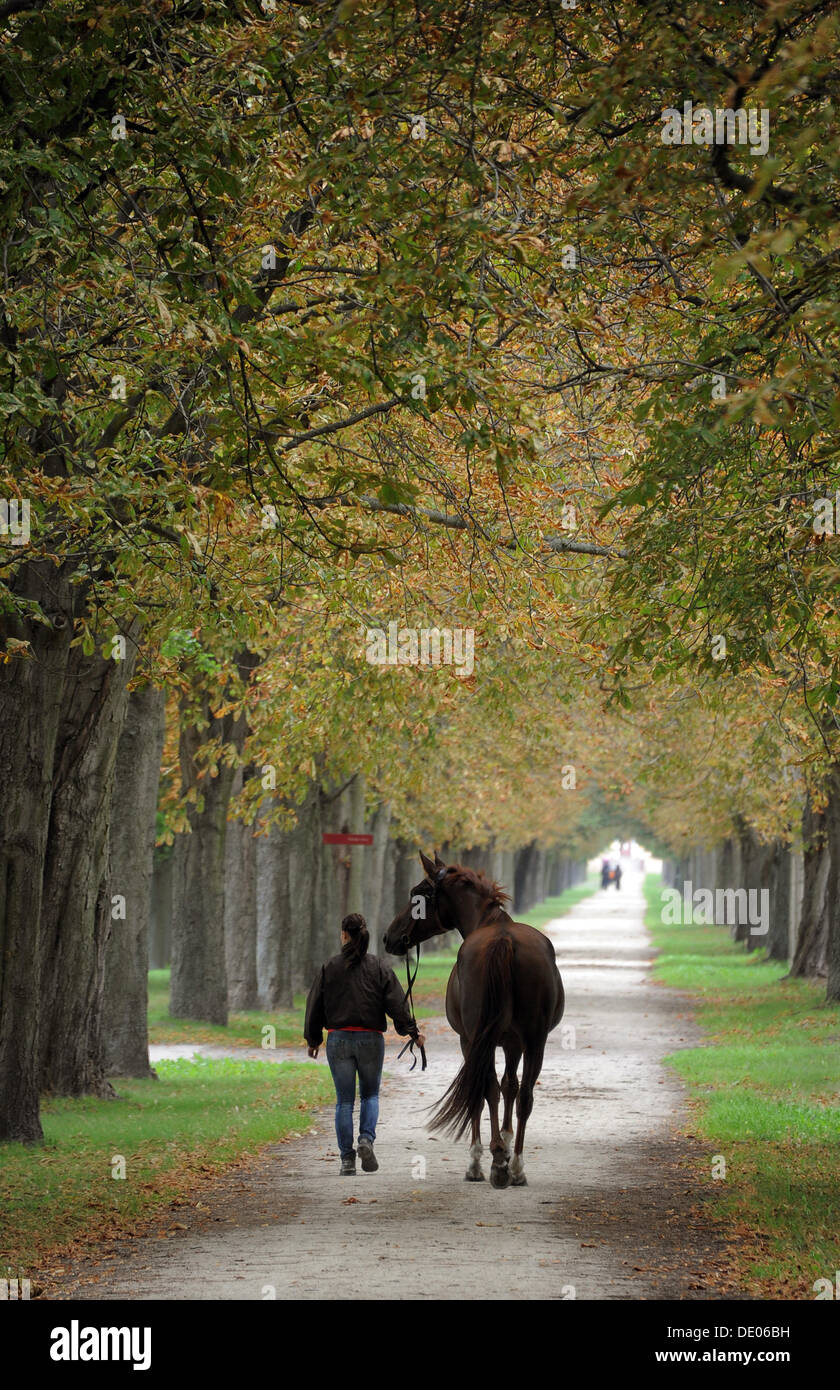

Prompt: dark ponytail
[341,913,369,967]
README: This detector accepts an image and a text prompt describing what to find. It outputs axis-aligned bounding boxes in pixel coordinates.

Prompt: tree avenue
[1,0,839,1151]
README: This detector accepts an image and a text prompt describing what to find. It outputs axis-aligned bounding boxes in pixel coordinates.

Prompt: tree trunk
[345,773,366,917]
[731,821,754,947]
[820,767,840,1002]
[499,849,516,903]
[256,805,294,1009]
[765,842,791,964]
[388,837,421,961]
[39,624,140,1096]
[363,798,392,957]
[788,848,804,961]
[170,655,256,1024]
[791,791,830,980]
[102,684,166,1076]
[377,833,398,954]
[287,783,322,997]
[486,842,506,887]
[149,848,173,969]
[672,853,690,898]
[0,562,75,1142]
[169,725,236,1025]
[314,783,344,971]
[547,852,563,897]
[223,767,259,1012]
[514,841,537,913]
[734,826,777,953]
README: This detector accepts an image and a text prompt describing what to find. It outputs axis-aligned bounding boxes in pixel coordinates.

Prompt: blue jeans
[326,1031,385,1160]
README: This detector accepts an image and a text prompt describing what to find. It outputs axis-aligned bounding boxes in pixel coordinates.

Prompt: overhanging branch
[340,495,628,560]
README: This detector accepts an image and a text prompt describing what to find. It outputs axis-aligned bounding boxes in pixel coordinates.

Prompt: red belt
[327,1026,384,1033]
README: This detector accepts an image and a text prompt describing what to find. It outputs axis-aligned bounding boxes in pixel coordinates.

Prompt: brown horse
[384,851,564,1188]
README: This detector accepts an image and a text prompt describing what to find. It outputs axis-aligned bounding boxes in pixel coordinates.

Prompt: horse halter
[399,866,449,952]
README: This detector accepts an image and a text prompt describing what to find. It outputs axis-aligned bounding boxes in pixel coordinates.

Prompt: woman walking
[304,913,426,1176]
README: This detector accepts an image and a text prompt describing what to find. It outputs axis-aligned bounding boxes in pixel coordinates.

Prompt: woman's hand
[307,1045,320,1059]
[414,1032,426,1049]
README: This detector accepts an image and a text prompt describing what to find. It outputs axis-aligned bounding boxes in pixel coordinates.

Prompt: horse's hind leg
[464,1113,485,1181]
[487,1065,510,1189]
[459,1036,485,1182]
[511,1042,545,1187]
[500,1040,521,1160]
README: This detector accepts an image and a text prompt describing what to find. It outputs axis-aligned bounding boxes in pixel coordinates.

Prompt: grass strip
[644,872,840,1298]
[148,970,305,1048]
[0,1057,333,1282]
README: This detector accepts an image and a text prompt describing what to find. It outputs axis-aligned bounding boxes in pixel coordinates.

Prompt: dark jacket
[304,951,419,1047]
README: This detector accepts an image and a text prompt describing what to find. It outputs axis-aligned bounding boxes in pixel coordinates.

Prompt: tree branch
[274,396,404,452]
[339,495,628,560]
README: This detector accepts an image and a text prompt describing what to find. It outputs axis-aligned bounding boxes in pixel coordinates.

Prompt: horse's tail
[428,932,514,1140]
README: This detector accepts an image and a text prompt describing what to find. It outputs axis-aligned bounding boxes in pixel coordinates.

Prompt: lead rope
[397,942,427,1071]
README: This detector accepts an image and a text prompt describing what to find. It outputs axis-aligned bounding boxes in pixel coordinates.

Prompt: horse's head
[383,850,454,956]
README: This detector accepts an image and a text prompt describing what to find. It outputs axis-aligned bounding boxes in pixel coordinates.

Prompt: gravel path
[55,868,735,1300]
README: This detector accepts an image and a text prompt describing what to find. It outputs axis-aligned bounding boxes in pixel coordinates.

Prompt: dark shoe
[357,1138,378,1172]
[340,1152,356,1176]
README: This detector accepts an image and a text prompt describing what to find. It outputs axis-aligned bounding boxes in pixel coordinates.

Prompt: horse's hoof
[510,1173,528,1186]
[490,1164,511,1189]
[464,1169,485,1182]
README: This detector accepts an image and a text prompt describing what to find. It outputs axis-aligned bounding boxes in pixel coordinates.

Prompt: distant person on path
[304,913,425,1176]
[601,857,612,889]
[613,862,622,891]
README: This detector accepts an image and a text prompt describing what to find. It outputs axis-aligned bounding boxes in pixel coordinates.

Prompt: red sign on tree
[322,832,374,846]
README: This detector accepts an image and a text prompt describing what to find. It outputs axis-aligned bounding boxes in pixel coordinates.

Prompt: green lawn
[0,1058,333,1284]
[148,969,308,1048]
[645,872,840,1297]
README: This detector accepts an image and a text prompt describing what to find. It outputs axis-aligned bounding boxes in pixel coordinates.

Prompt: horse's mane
[446,864,511,908]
